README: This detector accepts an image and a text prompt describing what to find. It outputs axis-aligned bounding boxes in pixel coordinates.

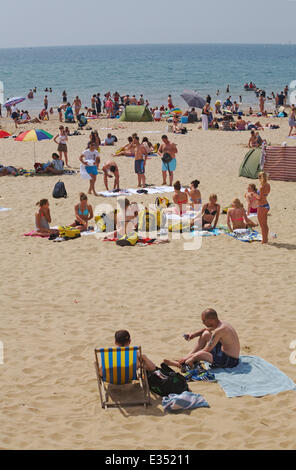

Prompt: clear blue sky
[1,0,296,48]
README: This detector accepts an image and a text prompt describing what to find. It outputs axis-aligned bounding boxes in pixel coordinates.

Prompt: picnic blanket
[212,355,296,398]
[162,392,209,412]
[98,186,175,197]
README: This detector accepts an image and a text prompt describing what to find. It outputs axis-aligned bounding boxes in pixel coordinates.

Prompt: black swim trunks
[135,159,145,175]
[210,342,239,369]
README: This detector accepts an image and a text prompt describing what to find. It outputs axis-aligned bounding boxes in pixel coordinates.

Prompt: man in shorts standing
[158,135,177,186]
[134,136,147,188]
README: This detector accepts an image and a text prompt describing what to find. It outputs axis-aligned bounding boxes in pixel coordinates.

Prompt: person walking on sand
[79,141,100,196]
[158,135,178,186]
[164,308,240,370]
[54,125,69,167]
[168,94,174,110]
[259,93,265,114]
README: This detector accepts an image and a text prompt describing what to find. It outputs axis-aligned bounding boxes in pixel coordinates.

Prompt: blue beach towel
[162,391,209,412]
[224,228,262,243]
[212,355,296,398]
[191,228,221,237]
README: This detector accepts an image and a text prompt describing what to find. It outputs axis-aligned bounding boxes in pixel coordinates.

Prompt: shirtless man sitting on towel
[164,308,240,369]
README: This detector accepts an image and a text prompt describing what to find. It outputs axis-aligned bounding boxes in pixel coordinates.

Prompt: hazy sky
[1,0,296,48]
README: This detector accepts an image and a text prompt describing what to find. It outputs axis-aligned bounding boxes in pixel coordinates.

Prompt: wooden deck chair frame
[94,346,151,409]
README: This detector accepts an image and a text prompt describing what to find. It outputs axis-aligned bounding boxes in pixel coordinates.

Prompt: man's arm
[204,329,223,353]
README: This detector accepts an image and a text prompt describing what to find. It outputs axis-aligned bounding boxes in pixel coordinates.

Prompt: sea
[1,43,296,111]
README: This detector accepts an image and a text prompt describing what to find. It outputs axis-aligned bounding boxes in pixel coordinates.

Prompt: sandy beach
[0,114,295,450]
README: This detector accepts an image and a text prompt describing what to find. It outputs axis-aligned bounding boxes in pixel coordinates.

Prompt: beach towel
[98,186,175,197]
[0,207,11,212]
[191,228,221,237]
[24,231,49,238]
[224,228,262,243]
[162,392,209,412]
[212,355,296,398]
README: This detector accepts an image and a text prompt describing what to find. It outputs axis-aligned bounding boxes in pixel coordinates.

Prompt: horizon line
[0,41,295,50]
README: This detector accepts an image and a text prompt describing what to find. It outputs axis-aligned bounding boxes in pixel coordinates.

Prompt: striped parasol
[4,96,26,107]
[15,129,53,142]
[15,129,53,163]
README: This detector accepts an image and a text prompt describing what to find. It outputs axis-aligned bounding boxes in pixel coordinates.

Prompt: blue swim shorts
[162,158,177,172]
[85,165,98,176]
[210,342,239,369]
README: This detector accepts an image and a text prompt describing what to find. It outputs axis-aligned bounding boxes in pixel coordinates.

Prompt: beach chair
[94,346,151,409]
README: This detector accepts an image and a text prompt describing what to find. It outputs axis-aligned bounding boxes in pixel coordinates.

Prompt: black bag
[147,363,189,397]
[161,152,172,165]
[52,181,67,199]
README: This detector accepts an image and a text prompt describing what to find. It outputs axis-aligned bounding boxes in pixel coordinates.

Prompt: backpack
[53,181,67,199]
[138,208,166,233]
[147,363,189,397]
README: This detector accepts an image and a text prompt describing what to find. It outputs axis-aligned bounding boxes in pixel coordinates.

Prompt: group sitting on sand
[103,308,240,377]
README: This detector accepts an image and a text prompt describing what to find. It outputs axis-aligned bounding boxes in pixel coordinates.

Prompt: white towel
[80,164,91,180]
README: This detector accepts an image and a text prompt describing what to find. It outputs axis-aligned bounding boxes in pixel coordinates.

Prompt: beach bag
[95,210,117,233]
[155,196,169,208]
[161,152,172,165]
[148,363,189,397]
[58,226,81,239]
[116,232,138,247]
[52,181,67,199]
[168,221,191,233]
[138,209,165,232]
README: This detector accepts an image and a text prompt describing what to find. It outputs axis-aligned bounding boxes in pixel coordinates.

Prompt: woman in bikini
[245,183,259,215]
[71,193,93,232]
[167,181,189,215]
[252,171,270,244]
[227,198,257,232]
[201,194,220,229]
[35,199,59,235]
[185,180,202,208]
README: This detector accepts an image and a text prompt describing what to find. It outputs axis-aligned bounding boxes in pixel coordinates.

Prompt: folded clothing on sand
[162,392,209,412]
[212,355,296,397]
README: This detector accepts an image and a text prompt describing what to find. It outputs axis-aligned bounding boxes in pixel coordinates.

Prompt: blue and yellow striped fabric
[99,347,139,384]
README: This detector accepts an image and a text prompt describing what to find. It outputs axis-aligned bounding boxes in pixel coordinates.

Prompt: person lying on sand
[227,198,258,231]
[0,165,22,176]
[102,160,120,191]
[99,330,157,377]
[164,308,240,370]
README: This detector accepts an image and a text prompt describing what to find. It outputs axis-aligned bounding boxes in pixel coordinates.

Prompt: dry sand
[0,114,295,450]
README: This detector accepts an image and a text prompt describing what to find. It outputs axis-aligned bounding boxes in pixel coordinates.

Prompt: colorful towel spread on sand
[191,228,221,237]
[212,355,296,398]
[162,392,209,412]
[24,231,49,238]
[224,228,262,242]
[98,186,175,197]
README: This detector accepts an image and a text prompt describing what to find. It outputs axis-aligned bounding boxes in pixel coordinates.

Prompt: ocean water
[1,43,296,111]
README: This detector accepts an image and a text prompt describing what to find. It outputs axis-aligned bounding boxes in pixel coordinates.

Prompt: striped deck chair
[94,346,151,409]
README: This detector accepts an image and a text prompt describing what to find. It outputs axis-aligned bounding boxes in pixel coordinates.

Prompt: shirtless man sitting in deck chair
[99,330,157,376]
[164,308,240,370]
